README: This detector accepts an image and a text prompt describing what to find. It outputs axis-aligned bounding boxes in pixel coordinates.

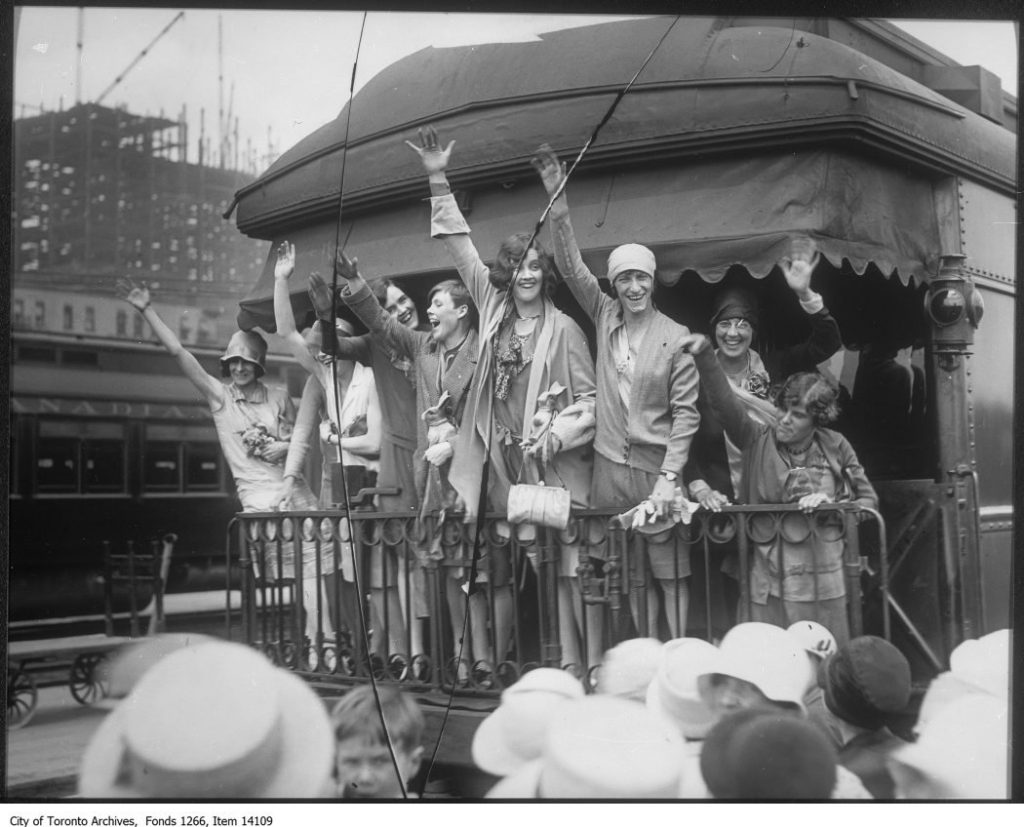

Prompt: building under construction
[13,102,265,309]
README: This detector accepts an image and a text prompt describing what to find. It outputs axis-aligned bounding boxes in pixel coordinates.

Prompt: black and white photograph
[4,3,1018,808]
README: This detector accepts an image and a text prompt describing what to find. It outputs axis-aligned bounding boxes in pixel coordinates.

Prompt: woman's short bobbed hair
[488,233,559,295]
[774,372,840,427]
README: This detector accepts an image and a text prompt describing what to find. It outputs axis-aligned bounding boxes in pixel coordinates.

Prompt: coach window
[144,424,223,493]
[143,424,184,492]
[63,304,74,331]
[35,420,126,494]
[36,420,80,493]
[185,436,223,492]
[82,421,127,493]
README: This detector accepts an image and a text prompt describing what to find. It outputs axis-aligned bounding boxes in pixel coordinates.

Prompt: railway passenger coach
[7,332,308,630]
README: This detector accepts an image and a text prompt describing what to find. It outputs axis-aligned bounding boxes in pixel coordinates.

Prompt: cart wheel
[69,652,110,706]
[7,668,39,729]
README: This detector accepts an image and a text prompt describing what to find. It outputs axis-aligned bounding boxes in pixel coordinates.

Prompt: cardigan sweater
[548,209,699,477]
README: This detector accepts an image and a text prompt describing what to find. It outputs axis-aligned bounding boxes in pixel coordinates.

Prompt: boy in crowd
[331,685,425,799]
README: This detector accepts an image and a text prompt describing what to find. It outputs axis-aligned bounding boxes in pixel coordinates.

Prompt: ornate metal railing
[231,503,887,696]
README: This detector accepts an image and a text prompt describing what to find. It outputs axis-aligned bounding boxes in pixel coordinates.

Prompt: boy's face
[335,736,423,799]
[426,289,466,345]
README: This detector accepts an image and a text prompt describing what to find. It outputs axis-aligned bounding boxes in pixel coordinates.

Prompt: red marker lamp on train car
[926,254,984,370]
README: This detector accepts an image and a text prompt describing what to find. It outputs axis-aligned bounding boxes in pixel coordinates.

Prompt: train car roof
[233,15,1016,236]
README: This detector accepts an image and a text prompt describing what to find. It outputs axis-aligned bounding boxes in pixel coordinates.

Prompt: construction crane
[95,11,186,105]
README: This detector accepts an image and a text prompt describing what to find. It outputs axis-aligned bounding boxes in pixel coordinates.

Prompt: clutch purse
[507,481,572,530]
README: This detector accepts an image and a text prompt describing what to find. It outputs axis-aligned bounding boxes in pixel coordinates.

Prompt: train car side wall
[959,179,1016,632]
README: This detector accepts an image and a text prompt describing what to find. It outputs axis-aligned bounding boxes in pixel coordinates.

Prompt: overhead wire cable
[325,10,409,800]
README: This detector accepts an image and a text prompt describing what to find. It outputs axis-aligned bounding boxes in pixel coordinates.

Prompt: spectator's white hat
[596,637,664,701]
[471,668,585,777]
[98,633,217,703]
[888,693,1009,799]
[79,641,333,798]
[915,628,1011,734]
[646,637,722,739]
[787,620,838,660]
[698,622,812,710]
[949,629,1010,699]
[486,695,684,799]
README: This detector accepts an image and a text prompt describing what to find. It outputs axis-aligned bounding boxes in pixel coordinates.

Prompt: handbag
[507,480,572,529]
[506,431,572,530]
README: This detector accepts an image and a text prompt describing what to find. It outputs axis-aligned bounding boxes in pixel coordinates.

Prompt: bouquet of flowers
[240,423,275,462]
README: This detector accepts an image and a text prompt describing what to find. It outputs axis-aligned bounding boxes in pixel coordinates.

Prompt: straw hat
[486,695,684,799]
[98,633,217,702]
[78,641,333,798]
[471,668,585,777]
[646,637,721,739]
[596,637,665,701]
[699,622,812,710]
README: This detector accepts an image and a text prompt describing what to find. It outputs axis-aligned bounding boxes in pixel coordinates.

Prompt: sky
[12,8,1019,175]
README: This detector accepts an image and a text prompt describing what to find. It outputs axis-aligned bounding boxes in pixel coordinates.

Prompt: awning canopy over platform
[238,148,940,332]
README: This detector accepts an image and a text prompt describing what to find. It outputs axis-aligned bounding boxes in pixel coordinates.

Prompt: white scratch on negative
[33,42,49,54]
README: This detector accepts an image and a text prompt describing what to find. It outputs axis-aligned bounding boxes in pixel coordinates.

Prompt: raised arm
[406,126,493,309]
[116,277,223,409]
[272,241,321,378]
[771,250,842,377]
[680,334,761,450]
[307,273,373,364]
[280,376,326,507]
[333,254,420,361]
[532,145,608,321]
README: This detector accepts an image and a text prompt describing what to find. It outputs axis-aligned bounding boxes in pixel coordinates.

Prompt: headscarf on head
[607,243,657,281]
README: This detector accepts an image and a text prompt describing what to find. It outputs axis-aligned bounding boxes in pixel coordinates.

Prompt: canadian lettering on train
[11,396,210,420]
